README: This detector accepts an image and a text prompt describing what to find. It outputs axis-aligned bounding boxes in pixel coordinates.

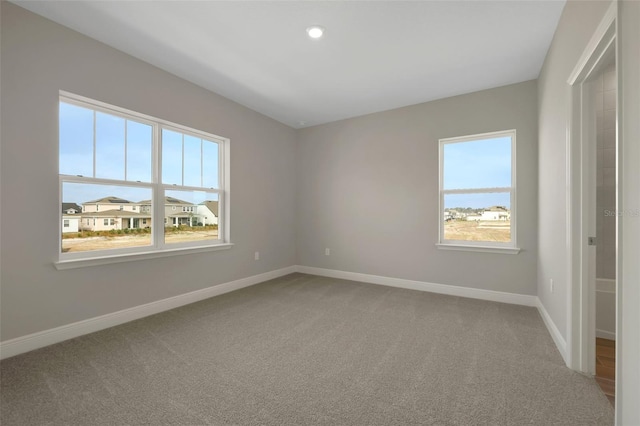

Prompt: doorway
[566,0,617,407]
[589,60,617,405]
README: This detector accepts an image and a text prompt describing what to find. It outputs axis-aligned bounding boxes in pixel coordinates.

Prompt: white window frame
[56,92,232,270]
[436,129,520,254]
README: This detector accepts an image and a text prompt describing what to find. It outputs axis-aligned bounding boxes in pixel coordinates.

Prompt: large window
[58,92,229,264]
[438,130,518,253]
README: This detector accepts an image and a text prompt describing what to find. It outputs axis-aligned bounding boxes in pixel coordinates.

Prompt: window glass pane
[61,182,152,253]
[443,136,511,190]
[443,192,511,242]
[59,102,93,177]
[162,129,182,185]
[183,135,202,187]
[126,121,152,182]
[95,112,125,180]
[203,140,219,189]
[164,190,219,244]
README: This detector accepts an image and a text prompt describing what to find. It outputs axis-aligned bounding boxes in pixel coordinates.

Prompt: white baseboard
[295,265,538,306]
[596,329,616,341]
[295,266,569,364]
[0,266,297,360]
[535,298,568,364]
[1,265,570,364]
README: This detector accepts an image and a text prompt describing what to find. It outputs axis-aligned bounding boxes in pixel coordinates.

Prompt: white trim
[295,266,569,362]
[596,329,616,341]
[0,266,296,360]
[536,298,569,364]
[566,3,617,374]
[58,91,231,264]
[54,243,234,270]
[295,265,537,306]
[567,2,617,85]
[438,129,517,250]
[2,265,571,369]
[435,243,521,254]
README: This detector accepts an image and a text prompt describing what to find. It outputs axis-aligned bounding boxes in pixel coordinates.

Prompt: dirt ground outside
[62,229,219,253]
[444,220,511,242]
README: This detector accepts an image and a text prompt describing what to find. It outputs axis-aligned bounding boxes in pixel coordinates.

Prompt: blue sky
[60,102,218,205]
[60,101,509,209]
[443,136,512,209]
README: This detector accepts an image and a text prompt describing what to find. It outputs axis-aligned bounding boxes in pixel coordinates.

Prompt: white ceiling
[15,1,565,129]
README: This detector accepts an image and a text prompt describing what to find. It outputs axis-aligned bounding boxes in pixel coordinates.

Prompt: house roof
[136,196,191,205]
[485,206,509,212]
[199,201,219,217]
[84,196,133,205]
[62,203,82,213]
[81,210,151,218]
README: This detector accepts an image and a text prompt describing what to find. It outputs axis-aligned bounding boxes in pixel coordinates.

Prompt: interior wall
[593,62,616,340]
[595,63,616,281]
[536,0,613,342]
[296,81,538,295]
[618,0,640,422]
[0,2,297,342]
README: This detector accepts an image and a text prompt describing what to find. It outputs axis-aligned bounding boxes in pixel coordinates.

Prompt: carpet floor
[1,273,613,425]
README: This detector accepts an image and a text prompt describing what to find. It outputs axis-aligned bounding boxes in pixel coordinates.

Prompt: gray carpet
[1,273,613,425]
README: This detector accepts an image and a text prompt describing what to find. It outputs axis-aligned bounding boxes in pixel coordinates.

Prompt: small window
[103,219,109,226]
[63,220,69,227]
[438,130,517,251]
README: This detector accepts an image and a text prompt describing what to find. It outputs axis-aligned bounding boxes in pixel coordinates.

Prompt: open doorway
[566,0,617,410]
[590,60,617,406]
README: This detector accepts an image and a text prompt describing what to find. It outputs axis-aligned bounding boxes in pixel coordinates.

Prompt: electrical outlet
[550,278,554,293]
[325,248,330,256]
[254,251,260,260]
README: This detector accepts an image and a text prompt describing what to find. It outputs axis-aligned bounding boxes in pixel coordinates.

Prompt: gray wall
[0,2,297,341]
[537,0,612,341]
[296,81,538,295]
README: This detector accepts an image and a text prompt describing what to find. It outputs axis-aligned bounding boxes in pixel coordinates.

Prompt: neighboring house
[137,196,204,227]
[82,196,138,213]
[62,202,82,215]
[197,201,219,225]
[79,210,152,231]
[61,203,81,233]
[466,215,482,222]
[480,206,510,221]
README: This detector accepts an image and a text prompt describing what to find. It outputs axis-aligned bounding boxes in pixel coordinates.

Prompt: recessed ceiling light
[306,26,324,39]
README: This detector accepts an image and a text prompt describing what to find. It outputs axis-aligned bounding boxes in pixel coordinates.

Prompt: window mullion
[92,110,97,178]
[124,120,128,181]
[153,123,164,249]
[442,187,512,195]
[181,133,185,186]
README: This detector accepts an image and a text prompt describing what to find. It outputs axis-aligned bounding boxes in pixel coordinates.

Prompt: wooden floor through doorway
[595,338,615,406]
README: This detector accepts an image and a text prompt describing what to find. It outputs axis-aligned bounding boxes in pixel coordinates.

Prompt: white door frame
[566,2,617,374]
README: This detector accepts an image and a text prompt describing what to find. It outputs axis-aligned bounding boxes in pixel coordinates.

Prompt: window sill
[435,243,521,255]
[54,243,234,270]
